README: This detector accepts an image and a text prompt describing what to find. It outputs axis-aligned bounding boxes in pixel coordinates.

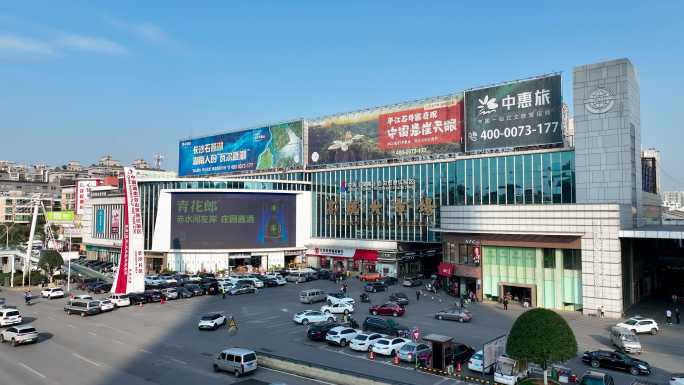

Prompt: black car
[143,290,162,302]
[329,271,344,282]
[380,276,398,286]
[388,292,409,305]
[200,279,219,295]
[176,287,193,298]
[364,282,387,293]
[582,350,651,376]
[183,283,203,296]
[402,276,423,287]
[362,316,409,337]
[92,283,112,294]
[446,343,475,365]
[263,278,280,287]
[128,292,147,305]
[307,321,341,341]
[317,269,331,280]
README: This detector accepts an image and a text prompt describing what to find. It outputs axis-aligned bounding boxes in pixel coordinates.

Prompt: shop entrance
[499,282,537,307]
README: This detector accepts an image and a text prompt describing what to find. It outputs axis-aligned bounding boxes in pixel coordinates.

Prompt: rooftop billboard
[307,95,463,166]
[178,120,303,176]
[465,75,563,151]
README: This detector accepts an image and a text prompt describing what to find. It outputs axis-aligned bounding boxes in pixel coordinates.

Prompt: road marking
[87,331,97,336]
[112,339,125,345]
[67,324,76,329]
[164,356,188,365]
[73,353,102,367]
[261,367,338,385]
[18,362,46,379]
[139,349,152,354]
[281,308,289,312]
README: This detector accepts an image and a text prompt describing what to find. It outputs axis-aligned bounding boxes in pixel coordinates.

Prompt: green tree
[506,309,577,385]
[38,249,64,283]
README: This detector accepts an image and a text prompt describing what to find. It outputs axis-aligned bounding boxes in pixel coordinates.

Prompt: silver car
[213,348,258,377]
[435,308,472,322]
[0,325,39,346]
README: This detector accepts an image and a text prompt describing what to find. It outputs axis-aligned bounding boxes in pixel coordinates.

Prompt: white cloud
[107,18,174,45]
[58,34,128,55]
[0,34,55,56]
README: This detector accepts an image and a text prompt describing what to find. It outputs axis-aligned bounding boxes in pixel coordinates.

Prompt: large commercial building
[85,58,683,318]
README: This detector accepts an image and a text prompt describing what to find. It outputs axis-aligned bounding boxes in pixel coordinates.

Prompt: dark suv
[307,321,341,341]
[362,316,409,337]
[579,371,615,385]
[582,350,651,376]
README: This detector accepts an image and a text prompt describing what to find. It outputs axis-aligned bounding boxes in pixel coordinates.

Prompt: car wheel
[392,312,398,317]
[324,310,330,314]
[650,328,658,335]
[438,315,443,320]
[340,339,347,347]
[234,368,242,377]
[591,360,600,368]
[373,288,377,293]
[302,319,309,325]
[327,317,334,322]
[631,329,637,334]
[0,335,4,343]
[372,310,378,315]
[213,364,219,372]
[12,338,17,347]
[630,367,640,376]
[80,312,86,317]
[459,318,465,323]
[66,310,72,315]
[344,310,349,315]
[391,350,396,357]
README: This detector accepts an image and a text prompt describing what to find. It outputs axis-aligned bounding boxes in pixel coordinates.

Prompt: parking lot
[0,275,682,385]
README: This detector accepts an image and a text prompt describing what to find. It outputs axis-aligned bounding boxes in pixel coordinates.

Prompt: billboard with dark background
[307,95,463,166]
[178,120,303,176]
[170,192,296,250]
[465,75,562,151]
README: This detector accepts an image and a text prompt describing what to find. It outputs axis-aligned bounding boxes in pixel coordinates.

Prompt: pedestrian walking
[599,305,605,318]
[416,290,421,302]
[676,308,681,324]
[459,296,464,309]
[221,287,226,299]
[503,298,508,311]
[666,309,673,325]
[343,282,348,294]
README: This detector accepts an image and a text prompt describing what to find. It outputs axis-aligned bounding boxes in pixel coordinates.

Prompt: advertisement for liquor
[465,75,562,151]
[112,167,145,294]
[178,120,303,176]
[170,192,296,250]
[307,95,463,166]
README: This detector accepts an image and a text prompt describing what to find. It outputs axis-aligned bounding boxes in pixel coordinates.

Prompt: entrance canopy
[353,249,378,261]
[619,225,684,240]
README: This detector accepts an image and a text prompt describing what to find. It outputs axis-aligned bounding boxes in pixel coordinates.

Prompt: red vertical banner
[112,179,129,294]
[112,167,145,294]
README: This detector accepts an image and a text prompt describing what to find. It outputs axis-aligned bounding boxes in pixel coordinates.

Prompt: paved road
[0,278,680,385]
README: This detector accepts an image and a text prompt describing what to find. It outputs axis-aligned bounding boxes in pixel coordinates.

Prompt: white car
[326,294,355,306]
[145,276,164,286]
[74,294,93,300]
[41,287,65,299]
[670,373,684,385]
[350,332,384,352]
[161,288,179,300]
[242,277,265,288]
[292,310,335,325]
[108,294,131,307]
[468,350,494,374]
[325,326,359,347]
[97,300,115,312]
[159,275,178,284]
[0,308,22,327]
[198,313,227,330]
[616,316,659,335]
[321,302,354,315]
[265,274,287,285]
[371,337,409,356]
[218,282,234,292]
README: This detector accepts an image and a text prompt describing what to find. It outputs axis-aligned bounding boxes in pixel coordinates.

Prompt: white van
[109,294,131,307]
[610,326,641,354]
[494,356,528,385]
[213,348,258,377]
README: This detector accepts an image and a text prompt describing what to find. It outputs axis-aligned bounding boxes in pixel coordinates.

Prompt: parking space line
[73,353,102,367]
[112,339,125,345]
[67,324,76,329]
[18,362,47,379]
[163,356,188,365]
[139,349,152,354]
[87,331,97,336]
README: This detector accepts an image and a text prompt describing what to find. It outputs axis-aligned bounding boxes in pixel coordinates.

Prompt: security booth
[423,334,453,370]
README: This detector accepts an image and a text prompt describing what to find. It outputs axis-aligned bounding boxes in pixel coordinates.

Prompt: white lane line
[164,356,188,365]
[73,353,102,367]
[87,331,97,336]
[139,349,152,354]
[112,339,125,345]
[261,367,337,385]
[67,324,76,329]
[18,362,47,379]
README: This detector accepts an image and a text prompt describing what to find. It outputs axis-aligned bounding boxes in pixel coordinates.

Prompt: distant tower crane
[153,153,164,169]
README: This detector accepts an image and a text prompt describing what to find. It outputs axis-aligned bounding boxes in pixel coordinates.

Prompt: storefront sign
[346,179,416,191]
[307,247,355,258]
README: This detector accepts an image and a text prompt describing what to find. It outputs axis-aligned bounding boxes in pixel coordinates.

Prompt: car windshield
[623,319,638,325]
[243,353,257,362]
[201,315,218,320]
[7,311,19,316]
[19,327,36,333]
[472,353,483,360]
[354,335,368,341]
[400,343,416,352]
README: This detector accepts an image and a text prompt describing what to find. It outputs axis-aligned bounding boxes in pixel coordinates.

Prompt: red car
[369,302,405,317]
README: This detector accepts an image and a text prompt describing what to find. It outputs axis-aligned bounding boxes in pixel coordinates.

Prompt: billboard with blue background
[178,120,303,176]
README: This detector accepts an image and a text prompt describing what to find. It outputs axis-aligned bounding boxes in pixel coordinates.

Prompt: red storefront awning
[353,249,378,262]
[437,262,455,277]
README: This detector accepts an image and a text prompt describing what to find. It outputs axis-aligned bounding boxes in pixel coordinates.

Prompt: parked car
[73,294,94,300]
[350,332,384,352]
[200,279,219,295]
[321,302,354,315]
[41,287,65,299]
[388,292,409,305]
[184,283,204,296]
[240,277,264,288]
[325,326,359,347]
[0,308,22,326]
[176,287,193,298]
[198,313,227,330]
[91,283,112,294]
[293,310,335,325]
[371,337,409,356]
[402,276,423,287]
[364,282,387,293]
[326,293,355,306]
[468,350,494,374]
[143,290,163,302]
[161,288,179,300]
[109,294,131,307]
[213,348,258,377]
[609,326,641,354]
[582,350,651,376]
[64,299,102,317]
[316,269,331,280]
[286,271,308,283]
[615,317,659,335]
[362,316,409,337]
[579,371,615,385]
[97,300,115,312]
[435,308,472,322]
[307,321,341,341]
[447,343,475,365]
[398,341,432,363]
[359,272,381,282]
[380,276,398,286]
[670,374,684,385]
[228,283,257,296]
[264,274,286,286]
[300,289,327,304]
[0,325,38,346]
[369,302,405,317]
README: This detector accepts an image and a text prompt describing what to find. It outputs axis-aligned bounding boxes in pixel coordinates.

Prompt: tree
[506,309,577,385]
[38,249,63,283]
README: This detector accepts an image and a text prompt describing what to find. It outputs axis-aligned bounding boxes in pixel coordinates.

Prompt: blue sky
[1,1,683,189]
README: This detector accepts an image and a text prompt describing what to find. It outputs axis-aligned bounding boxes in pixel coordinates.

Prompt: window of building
[543,248,555,268]
[562,249,581,270]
